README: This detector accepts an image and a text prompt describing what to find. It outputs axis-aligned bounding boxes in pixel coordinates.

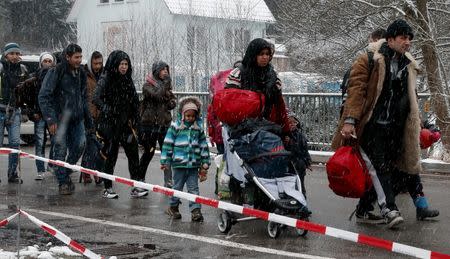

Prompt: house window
[100,0,109,3]
[187,26,195,51]
[175,75,186,90]
[225,28,232,52]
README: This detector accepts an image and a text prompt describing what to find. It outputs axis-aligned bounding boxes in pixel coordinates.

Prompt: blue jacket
[38,64,93,130]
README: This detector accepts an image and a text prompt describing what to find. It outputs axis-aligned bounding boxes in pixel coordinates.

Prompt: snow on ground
[0,244,83,259]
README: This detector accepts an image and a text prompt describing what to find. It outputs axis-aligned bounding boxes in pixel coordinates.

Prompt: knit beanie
[182,102,198,116]
[386,19,414,40]
[3,42,21,55]
[180,102,199,129]
[39,52,55,67]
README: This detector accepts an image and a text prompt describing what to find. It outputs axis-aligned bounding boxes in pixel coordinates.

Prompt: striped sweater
[160,118,210,169]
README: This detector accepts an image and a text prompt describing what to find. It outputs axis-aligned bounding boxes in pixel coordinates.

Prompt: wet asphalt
[0,146,449,259]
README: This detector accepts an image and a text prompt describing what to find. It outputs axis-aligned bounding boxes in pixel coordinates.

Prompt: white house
[67,0,275,91]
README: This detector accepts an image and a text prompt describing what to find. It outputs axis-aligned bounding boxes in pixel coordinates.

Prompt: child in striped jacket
[161,96,210,222]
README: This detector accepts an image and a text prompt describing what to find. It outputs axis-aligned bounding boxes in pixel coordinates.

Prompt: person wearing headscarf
[93,50,140,199]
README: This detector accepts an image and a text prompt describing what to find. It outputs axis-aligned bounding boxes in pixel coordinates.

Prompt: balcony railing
[138,91,431,151]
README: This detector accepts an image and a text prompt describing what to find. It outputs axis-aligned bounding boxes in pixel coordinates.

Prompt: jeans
[52,119,86,185]
[0,108,21,177]
[34,119,47,173]
[169,167,201,211]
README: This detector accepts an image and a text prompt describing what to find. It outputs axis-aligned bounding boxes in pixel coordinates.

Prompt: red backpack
[326,146,372,198]
[212,88,265,126]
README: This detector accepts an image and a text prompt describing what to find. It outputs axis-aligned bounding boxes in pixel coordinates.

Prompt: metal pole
[16,110,22,258]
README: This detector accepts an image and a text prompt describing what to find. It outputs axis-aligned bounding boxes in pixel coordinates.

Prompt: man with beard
[0,42,29,184]
[80,51,104,184]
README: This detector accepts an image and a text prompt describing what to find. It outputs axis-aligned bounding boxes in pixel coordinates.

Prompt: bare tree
[270,0,450,160]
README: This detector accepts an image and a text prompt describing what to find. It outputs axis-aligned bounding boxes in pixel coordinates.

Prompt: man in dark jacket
[18,52,55,180]
[139,61,176,189]
[0,42,29,184]
[80,51,103,184]
[39,43,93,195]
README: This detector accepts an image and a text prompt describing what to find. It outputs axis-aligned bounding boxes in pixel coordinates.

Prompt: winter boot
[82,173,92,184]
[191,208,204,222]
[166,206,182,219]
[414,196,439,220]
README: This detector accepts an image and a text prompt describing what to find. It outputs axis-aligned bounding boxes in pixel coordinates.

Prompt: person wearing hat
[17,52,55,181]
[332,19,423,228]
[161,96,210,222]
[0,42,29,184]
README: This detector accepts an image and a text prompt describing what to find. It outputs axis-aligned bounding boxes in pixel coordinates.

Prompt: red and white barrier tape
[2,147,450,259]
[19,210,102,259]
[0,212,19,227]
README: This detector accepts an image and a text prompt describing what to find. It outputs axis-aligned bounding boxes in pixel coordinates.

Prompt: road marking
[22,207,334,259]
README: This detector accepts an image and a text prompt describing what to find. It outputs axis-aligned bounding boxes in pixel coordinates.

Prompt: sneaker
[191,208,204,222]
[355,211,385,224]
[8,175,23,184]
[166,206,182,219]
[416,207,439,220]
[35,172,44,181]
[130,187,149,198]
[383,210,404,229]
[102,188,119,199]
[59,183,73,195]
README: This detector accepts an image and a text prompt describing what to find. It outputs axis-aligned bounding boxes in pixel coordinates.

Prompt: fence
[138,91,431,151]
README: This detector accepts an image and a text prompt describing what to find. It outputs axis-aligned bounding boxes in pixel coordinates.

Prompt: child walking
[161,96,210,222]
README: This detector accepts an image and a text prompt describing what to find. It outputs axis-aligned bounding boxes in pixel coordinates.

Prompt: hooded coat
[93,50,139,140]
[225,38,290,133]
[139,61,176,127]
[331,39,422,174]
[84,52,103,121]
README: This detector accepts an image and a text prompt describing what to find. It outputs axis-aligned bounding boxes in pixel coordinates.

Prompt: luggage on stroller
[217,125,311,238]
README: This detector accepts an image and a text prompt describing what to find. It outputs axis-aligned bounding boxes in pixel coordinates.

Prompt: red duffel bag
[326,146,372,198]
[212,88,265,126]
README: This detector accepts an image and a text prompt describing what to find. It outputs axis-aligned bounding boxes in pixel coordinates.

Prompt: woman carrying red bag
[222,38,291,132]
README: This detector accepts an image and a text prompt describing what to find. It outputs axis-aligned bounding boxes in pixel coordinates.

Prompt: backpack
[326,146,372,198]
[340,51,375,103]
[212,88,265,126]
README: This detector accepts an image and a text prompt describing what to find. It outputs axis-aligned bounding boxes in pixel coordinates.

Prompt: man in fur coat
[332,19,422,228]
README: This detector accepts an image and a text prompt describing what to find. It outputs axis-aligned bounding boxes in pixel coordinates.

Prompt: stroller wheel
[267,221,281,239]
[218,211,232,234]
[295,217,309,237]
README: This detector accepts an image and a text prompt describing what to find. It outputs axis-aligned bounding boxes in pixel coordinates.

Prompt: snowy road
[1,146,449,258]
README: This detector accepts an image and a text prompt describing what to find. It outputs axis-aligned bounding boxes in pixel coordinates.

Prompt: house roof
[163,0,275,23]
[67,0,275,23]
[66,0,85,23]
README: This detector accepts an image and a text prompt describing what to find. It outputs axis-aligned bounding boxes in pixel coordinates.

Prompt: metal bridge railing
[138,91,431,151]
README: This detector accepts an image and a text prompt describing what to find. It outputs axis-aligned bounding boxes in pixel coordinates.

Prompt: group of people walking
[0,18,439,225]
